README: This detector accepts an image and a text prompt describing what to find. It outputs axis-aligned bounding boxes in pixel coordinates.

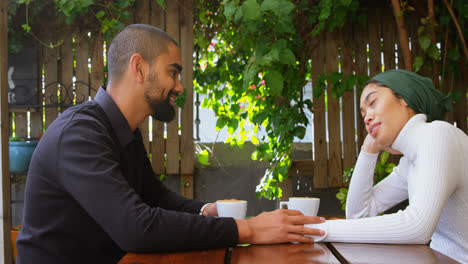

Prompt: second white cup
[280,197,320,216]
[216,199,247,219]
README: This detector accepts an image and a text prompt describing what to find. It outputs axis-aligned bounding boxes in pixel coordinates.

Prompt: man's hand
[202,203,218,217]
[235,209,326,244]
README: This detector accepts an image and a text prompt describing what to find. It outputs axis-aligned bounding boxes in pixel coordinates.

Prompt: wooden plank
[311,33,328,188]
[179,0,194,197]
[118,248,226,264]
[134,0,152,155]
[61,33,74,105]
[289,160,314,177]
[165,0,180,174]
[453,78,467,133]
[368,5,382,77]
[90,31,104,99]
[134,0,150,24]
[30,46,44,139]
[150,0,165,30]
[75,30,89,105]
[14,112,27,138]
[339,27,357,174]
[139,118,150,154]
[180,0,194,175]
[150,0,166,174]
[325,31,343,188]
[331,243,460,264]
[382,8,397,71]
[1,0,13,261]
[230,243,340,264]
[352,21,368,151]
[407,15,430,77]
[151,121,166,174]
[43,42,59,129]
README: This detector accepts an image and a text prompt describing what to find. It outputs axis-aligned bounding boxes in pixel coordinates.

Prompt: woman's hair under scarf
[366,69,452,122]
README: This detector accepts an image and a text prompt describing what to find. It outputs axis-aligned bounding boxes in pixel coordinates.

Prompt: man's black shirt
[16,88,238,263]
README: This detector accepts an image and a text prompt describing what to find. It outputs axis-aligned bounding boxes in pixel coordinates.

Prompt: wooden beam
[1,0,13,262]
[289,160,314,177]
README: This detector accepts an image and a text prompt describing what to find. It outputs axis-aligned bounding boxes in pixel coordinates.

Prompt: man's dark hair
[107,24,178,85]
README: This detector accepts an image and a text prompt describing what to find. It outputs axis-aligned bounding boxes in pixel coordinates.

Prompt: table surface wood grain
[330,243,461,264]
[118,242,460,264]
[118,248,226,264]
[230,243,340,264]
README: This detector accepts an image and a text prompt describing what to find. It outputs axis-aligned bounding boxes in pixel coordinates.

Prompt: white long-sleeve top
[314,114,468,263]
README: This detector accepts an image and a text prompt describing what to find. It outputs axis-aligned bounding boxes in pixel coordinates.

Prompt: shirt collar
[95,87,134,148]
[391,113,427,160]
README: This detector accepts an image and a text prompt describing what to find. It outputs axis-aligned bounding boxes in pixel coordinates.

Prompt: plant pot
[11,225,21,263]
[9,141,38,174]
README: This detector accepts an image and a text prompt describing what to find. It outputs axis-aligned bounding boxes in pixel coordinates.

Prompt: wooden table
[329,243,460,264]
[118,243,460,264]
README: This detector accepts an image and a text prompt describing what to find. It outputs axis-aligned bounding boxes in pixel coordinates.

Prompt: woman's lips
[370,123,380,137]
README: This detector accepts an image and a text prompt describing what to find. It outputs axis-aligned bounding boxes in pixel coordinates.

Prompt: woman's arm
[317,125,461,244]
[346,152,409,218]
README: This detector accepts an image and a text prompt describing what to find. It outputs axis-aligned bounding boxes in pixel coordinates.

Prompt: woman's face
[360,83,415,148]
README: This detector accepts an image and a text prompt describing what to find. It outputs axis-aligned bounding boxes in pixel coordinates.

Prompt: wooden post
[165,0,181,175]
[150,1,166,174]
[134,0,151,153]
[179,0,194,198]
[311,33,328,188]
[325,31,343,187]
[1,0,13,262]
[340,27,357,176]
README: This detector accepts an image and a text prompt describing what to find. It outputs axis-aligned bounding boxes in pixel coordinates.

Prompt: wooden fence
[8,0,467,194]
[288,1,467,192]
[8,0,196,197]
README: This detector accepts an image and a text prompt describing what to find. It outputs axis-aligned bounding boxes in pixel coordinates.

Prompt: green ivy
[194,0,365,199]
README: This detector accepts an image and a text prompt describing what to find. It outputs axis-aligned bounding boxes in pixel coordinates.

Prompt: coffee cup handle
[279,201,289,209]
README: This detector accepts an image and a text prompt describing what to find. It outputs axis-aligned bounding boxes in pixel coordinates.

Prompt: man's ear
[129,54,147,84]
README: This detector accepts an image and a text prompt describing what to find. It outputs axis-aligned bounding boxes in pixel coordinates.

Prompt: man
[16,24,325,263]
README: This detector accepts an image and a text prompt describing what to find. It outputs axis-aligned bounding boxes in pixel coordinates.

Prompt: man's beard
[144,74,176,122]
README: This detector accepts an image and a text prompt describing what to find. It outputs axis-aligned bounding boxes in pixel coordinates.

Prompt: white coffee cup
[216,199,247,219]
[279,197,320,216]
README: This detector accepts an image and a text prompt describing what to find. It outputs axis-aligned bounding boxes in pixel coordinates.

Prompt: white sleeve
[346,152,409,219]
[313,127,460,244]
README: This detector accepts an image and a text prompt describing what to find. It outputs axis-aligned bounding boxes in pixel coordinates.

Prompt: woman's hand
[361,134,402,155]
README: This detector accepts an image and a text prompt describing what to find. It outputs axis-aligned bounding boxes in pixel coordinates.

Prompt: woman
[310,69,467,263]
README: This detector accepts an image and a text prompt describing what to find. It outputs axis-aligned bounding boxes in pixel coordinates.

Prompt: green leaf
[340,0,352,6]
[261,0,295,17]
[279,48,296,65]
[447,48,460,62]
[380,151,389,165]
[22,24,31,33]
[224,1,237,20]
[96,10,105,19]
[174,88,187,109]
[241,0,261,20]
[265,70,284,95]
[234,7,243,22]
[413,56,424,73]
[216,116,228,130]
[155,0,166,9]
[419,34,431,51]
[427,44,441,61]
[197,149,211,166]
[251,135,259,145]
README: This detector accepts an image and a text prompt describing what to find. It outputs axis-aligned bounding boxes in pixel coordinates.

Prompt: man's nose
[175,80,184,94]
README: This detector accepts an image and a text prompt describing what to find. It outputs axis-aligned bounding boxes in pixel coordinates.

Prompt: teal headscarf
[368,69,452,122]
